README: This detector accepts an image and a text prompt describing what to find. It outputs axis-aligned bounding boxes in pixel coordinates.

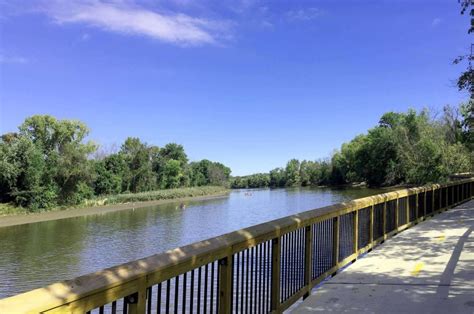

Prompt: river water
[0,187,384,298]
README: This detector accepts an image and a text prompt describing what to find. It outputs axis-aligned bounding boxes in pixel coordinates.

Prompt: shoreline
[0,192,230,229]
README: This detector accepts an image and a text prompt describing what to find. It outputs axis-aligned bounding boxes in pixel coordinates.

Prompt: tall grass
[0,186,229,216]
[84,186,229,206]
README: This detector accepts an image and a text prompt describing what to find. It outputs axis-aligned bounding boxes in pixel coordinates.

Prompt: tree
[17,115,96,207]
[269,168,286,187]
[285,159,301,187]
[160,143,188,166]
[120,137,156,193]
[0,135,48,208]
[460,101,474,151]
[454,1,473,97]
[93,153,128,195]
[160,159,183,189]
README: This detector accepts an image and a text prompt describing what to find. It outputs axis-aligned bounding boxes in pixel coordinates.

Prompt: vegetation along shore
[0,104,472,215]
[0,186,229,226]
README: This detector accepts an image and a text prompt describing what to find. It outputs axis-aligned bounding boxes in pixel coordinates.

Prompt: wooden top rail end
[0,178,472,313]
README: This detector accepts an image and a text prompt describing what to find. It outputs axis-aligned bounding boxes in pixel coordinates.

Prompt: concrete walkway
[292,200,474,314]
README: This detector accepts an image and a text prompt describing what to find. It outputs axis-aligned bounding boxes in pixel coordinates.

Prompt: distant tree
[0,136,46,208]
[93,153,128,195]
[269,168,286,187]
[285,159,301,187]
[160,159,183,189]
[230,173,270,189]
[120,137,156,193]
[19,115,96,206]
[459,101,474,151]
[160,143,188,166]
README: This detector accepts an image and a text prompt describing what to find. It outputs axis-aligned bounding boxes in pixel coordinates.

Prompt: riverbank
[0,186,230,228]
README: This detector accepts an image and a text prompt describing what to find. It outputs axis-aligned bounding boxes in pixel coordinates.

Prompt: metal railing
[0,178,473,313]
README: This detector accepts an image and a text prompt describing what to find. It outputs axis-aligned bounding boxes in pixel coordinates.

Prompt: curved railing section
[0,178,473,313]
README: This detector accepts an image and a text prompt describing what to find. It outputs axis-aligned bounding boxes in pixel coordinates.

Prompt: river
[0,186,384,298]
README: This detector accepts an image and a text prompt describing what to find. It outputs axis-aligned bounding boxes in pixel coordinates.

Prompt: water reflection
[0,187,382,298]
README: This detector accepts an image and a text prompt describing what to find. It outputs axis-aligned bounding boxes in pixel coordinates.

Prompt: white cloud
[39,0,230,46]
[286,7,325,21]
[0,54,28,64]
[432,17,442,27]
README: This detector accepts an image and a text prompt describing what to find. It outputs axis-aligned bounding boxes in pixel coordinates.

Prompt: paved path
[292,200,474,314]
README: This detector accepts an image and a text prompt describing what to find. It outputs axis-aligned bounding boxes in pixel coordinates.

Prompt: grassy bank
[0,186,229,217]
[84,186,229,206]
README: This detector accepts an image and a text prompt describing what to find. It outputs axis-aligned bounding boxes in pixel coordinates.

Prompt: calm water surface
[0,187,384,298]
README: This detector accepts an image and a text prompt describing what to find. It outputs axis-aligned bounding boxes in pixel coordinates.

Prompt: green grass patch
[0,203,30,216]
[0,186,229,216]
[84,186,229,206]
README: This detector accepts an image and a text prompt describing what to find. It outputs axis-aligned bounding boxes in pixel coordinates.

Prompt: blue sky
[0,0,471,175]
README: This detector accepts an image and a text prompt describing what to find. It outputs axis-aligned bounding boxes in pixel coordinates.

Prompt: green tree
[454,1,473,99]
[269,168,286,187]
[93,153,128,195]
[285,159,301,187]
[120,137,156,193]
[160,159,183,188]
[0,135,49,209]
[17,115,96,207]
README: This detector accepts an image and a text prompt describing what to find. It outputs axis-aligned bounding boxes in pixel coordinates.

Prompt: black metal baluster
[246,249,250,314]
[235,252,239,313]
[204,264,208,314]
[123,297,128,314]
[182,273,187,314]
[216,261,220,314]
[258,244,263,313]
[147,287,152,314]
[190,270,195,314]
[157,283,162,314]
[197,267,202,314]
[174,276,179,314]
[166,280,171,314]
[291,231,296,296]
[239,251,244,313]
[210,262,215,314]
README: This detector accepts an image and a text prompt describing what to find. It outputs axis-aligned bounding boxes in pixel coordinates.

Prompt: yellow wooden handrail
[0,178,472,313]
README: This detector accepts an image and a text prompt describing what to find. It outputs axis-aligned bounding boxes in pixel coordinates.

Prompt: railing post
[406,194,410,225]
[438,187,442,211]
[395,198,399,229]
[353,209,359,255]
[447,186,450,208]
[369,205,374,246]
[431,187,435,215]
[303,225,312,299]
[218,255,233,313]
[460,183,462,202]
[270,237,281,312]
[382,201,387,239]
[445,187,449,210]
[332,216,340,272]
[452,184,455,205]
[127,277,147,314]
[415,192,419,222]
[423,189,427,218]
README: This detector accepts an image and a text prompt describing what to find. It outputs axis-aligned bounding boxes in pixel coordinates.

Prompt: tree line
[231,104,473,189]
[0,115,231,210]
[1,105,472,211]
